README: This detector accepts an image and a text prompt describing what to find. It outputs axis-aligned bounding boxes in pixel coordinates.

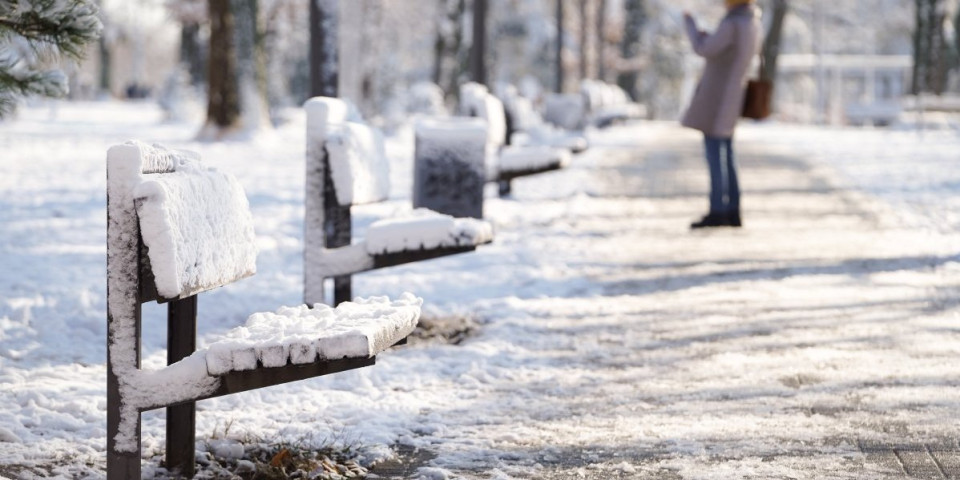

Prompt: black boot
[690,212,741,229]
[728,211,742,227]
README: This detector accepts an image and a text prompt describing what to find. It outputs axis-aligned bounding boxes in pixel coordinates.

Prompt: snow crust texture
[133,157,258,299]
[205,293,422,375]
[364,208,494,255]
[498,145,571,173]
[324,121,391,206]
[459,82,508,147]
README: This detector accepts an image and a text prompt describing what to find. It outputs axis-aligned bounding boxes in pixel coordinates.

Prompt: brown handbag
[742,54,772,120]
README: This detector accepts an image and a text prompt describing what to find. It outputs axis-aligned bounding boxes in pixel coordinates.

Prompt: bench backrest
[581,79,632,111]
[458,82,508,149]
[107,141,258,302]
[305,97,390,207]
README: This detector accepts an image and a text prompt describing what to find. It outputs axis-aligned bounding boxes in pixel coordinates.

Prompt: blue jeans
[704,135,739,214]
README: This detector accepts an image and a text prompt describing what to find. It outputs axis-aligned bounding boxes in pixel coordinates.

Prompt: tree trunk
[432,0,467,100]
[207,0,240,129]
[616,0,644,100]
[432,0,447,85]
[180,22,205,87]
[555,0,565,93]
[470,0,488,86]
[579,0,588,81]
[912,0,948,95]
[233,0,267,129]
[98,34,111,94]
[761,0,788,85]
[310,0,339,97]
[596,0,607,81]
[96,0,111,95]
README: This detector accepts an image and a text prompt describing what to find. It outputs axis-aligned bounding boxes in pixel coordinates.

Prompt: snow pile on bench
[513,125,589,153]
[364,209,493,255]
[581,80,646,127]
[498,146,571,174]
[205,293,423,375]
[460,82,507,147]
[407,81,447,116]
[543,93,587,130]
[133,156,257,299]
[325,122,391,206]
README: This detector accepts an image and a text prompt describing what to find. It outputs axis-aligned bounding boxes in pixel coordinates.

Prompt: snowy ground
[1,101,959,479]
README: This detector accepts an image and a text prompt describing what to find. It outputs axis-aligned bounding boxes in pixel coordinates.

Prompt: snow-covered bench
[106,141,422,479]
[498,84,589,154]
[459,82,573,196]
[580,79,646,128]
[542,81,645,130]
[304,97,494,306]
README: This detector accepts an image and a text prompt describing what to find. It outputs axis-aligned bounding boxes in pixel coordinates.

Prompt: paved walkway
[372,124,960,479]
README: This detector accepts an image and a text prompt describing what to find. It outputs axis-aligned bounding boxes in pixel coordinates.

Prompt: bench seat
[497,145,571,178]
[308,209,493,278]
[515,126,589,154]
[365,209,493,255]
[205,294,421,375]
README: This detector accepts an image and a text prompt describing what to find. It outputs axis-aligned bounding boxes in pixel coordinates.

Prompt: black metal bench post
[322,149,353,306]
[106,161,145,480]
[106,308,142,480]
[165,295,198,477]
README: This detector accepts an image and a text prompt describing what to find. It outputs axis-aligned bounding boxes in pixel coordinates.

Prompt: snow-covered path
[371,124,960,479]
[0,102,959,479]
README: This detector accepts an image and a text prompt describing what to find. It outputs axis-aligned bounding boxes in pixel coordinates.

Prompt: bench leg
[498,179,512,197]
[166,296,198,477]
[166,403,195,477]
[333,276,352,306]
[108,369,141,480]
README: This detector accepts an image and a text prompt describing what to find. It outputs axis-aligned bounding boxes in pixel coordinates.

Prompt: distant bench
[303,97,494,306]
[457,82,575,197]
[542,80,645,130]
[106,141,422,479]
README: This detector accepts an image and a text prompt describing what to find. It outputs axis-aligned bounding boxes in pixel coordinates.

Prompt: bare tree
[555,0,565,92]
[205,0,240,130]
[470,0,488,86]
[912,0,949,94]
[761,0,788,86]
[596,0,607,81]
[616,0,645,100]
[433,0,468,98]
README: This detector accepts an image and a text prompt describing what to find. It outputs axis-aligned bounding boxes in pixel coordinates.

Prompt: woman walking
[682,0,762,228]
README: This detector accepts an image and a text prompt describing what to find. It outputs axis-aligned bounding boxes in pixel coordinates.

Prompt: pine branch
[0,0,100,116]
[0,0,102,61]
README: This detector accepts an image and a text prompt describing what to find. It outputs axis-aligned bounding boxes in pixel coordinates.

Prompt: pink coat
[681,5,762,138]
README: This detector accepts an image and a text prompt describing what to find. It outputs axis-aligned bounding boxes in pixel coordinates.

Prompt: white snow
[2,100,960,479]
[542,93,587,130]
[364,208,494,255]
[323,121,391,206]
[414,116,488,143]
[204,294,422,375]
[497,145,571,174]
[458,82,508,147]
[512,125,589,152]
[133,151,258,299]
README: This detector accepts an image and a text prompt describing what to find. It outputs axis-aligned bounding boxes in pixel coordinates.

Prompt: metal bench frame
[106,144,381,479]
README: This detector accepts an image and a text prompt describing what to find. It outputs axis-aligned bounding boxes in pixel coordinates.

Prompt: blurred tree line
[4,0,959,125]
[0,0,101,116]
